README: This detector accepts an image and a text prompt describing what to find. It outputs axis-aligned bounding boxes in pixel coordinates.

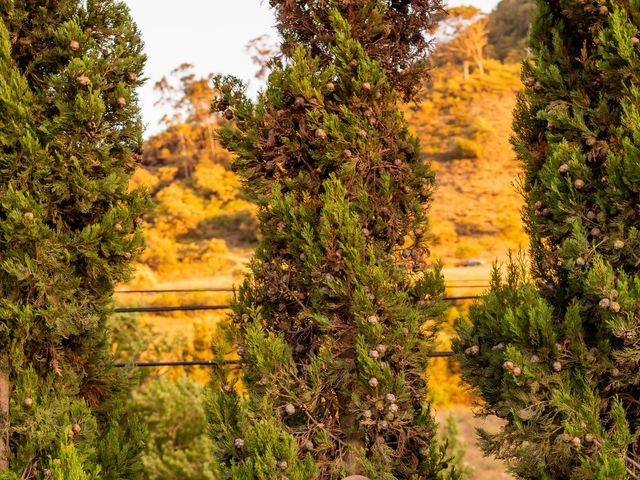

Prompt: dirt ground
[435,406,513,480]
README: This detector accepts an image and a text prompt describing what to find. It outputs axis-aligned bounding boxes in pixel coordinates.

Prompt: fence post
[0,366,8,470]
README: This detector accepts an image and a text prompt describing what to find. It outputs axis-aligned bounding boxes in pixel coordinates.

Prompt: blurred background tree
[436,6,489,78]
[244,34,279,81]
[486,0,535,62]
[129,65,258,282]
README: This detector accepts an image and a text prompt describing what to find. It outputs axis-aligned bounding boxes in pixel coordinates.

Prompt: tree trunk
[0,369,8,470]
[475,48,485,76]
[477,58,485,76]
[206,123,216,158]
[463,60,470,80]
[179,130,191,179]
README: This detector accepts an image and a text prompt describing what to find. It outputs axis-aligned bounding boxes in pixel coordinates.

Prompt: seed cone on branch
[207,7,450,480]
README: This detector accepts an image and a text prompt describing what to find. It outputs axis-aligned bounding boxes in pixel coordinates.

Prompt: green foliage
[486,0,536,62]
[128,377,215,480]
[0,1,147,476]
[208,388,317,480]
[439,412,473,479]
[209,5,453,479]
[48,443,100,480]
[268,0,444,101]
[456,1,640,476]
[107,312,223,480]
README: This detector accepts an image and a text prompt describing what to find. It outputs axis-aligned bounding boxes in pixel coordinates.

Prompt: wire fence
[111,350,456,368]
[111,290,475,367]
[111,359,243,368]
[115,288,235,294]
[113,295,481,314]
[114,304,230,313]
[114,285,489,295]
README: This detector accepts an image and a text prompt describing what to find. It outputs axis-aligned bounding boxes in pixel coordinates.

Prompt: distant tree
[437,6,489,79]
[207,3,454,478]
[486,0,535,62]
[134,66,258,278]
[245,34,279,80]
[456,0,640,477]
[0,1,147,477]
[153,64,220,178]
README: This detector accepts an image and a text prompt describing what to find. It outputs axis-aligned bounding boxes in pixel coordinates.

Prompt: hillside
[127,66,257,288]
[407,60,527,266]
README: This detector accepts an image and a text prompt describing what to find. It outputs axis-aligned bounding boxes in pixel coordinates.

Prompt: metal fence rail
[111,359,243,367]
[111,351,456,368]
[110,290,475,367]
[114,295,481,314]
[114,304,230,313]
[114,286,489,294]
[115,288,235,293]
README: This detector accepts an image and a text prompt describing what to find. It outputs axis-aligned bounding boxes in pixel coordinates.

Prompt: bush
[453,137,484,159]
[129,377,215,480]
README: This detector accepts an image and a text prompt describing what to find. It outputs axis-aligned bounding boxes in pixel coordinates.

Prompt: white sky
[123,0,500,136]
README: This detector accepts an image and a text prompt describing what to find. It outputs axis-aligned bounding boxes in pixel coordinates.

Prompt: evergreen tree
[207,4,452,479]
[455,0,640,477]
[0,1,147,477]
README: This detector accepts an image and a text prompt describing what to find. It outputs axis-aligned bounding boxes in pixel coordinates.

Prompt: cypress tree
[0,1,147,477]
[207,3,453,479]
[455,0,640,477]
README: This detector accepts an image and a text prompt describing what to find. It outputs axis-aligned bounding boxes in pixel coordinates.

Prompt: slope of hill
[126,66,257,287]
[407,60,527,266]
